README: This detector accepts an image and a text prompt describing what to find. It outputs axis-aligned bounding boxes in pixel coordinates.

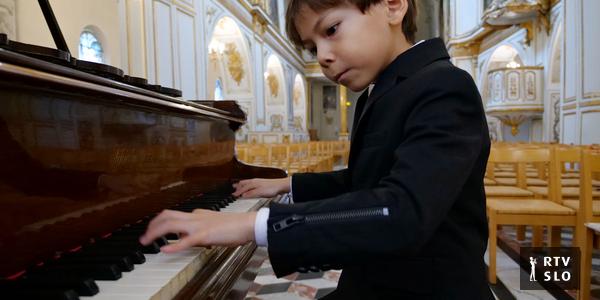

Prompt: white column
[562,0,600,144]
[253,34,266,131]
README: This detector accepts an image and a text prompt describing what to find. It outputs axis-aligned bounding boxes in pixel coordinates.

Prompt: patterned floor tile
[257,282,293,295]
[288,282,318,299]
[245,259,339,300]
[295,272,325,280]
[294,278,337,290]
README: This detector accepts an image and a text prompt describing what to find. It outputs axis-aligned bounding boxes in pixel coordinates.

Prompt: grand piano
[0,1,286,299]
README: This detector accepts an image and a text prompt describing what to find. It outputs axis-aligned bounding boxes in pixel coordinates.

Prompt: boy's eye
[325,24,339,37]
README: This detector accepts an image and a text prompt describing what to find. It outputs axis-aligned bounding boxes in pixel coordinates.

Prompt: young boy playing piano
[141,1,493,298]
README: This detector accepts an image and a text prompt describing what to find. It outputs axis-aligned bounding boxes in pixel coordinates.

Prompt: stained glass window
[78,31,104,63]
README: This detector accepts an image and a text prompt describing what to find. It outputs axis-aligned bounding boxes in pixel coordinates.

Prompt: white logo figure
[529,257,537,281]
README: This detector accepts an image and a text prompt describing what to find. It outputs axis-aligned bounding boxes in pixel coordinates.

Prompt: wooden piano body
[0,21,285,299]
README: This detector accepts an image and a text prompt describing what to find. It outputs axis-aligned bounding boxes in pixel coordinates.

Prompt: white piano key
[82,198,265,300]
[221,198,262,212]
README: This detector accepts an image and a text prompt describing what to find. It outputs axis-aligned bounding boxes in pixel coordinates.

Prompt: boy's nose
[317,48,335,67]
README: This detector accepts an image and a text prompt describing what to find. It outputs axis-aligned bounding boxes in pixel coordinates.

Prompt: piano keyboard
[82,198,265,300]
[3,189,269,300]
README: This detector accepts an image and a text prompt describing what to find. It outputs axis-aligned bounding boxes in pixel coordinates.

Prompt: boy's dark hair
[285,0,417,50]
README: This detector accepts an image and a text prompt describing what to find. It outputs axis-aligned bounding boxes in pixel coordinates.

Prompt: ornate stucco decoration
[293,86,301,106]
[206,5,217,25]
[293,116,303,130]
[485,66,544,135]
[224,42,244,85]
[270,114,283,131]
[250,0,270,35]
[483,0,551,32]
[266,73,279,97]
[449,41,482,57]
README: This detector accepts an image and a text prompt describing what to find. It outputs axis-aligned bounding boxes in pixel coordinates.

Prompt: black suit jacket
[267,38,493,299]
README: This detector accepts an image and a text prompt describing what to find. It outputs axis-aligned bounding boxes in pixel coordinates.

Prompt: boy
[141,0,493,298]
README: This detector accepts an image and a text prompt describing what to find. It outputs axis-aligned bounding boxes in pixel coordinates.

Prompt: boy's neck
[371,36,416,86]
[389,35,414,63]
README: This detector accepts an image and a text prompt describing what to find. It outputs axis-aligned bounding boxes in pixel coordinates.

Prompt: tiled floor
[494,225,600,300]
[244,250,339,300]
[245,226,600,300]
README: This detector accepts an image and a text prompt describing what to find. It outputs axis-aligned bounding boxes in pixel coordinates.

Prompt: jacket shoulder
[418,60,477,87]
[407,60,481,103]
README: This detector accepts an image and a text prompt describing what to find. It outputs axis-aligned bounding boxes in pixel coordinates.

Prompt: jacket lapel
[351,77,398,141]
[347,38,451,161]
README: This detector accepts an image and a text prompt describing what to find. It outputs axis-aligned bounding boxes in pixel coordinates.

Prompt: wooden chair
[527,146,600,201]
[486,147,542,242]
[307,142,329,172]
[235,144,249,163]
[287,143,311,174]
[333,140,350,165]
[574,150,600,300]
[246,144,271,166]
[486,147,577,284]
[270,144,290,172]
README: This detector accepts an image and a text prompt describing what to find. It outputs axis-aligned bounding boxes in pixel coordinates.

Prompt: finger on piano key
[81,247,211,300]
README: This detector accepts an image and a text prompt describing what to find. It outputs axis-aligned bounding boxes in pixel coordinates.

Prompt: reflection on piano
[0,1,286,299]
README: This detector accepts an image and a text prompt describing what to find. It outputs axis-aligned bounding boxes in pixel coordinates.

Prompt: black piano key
[165,233,179,240]
[29,264,122,281]
[110,230,170,246]
[104,235,168,248]
[154,236,168,247]
[93,240,161,254]
[70,248,145,264]
[6,287,79,300]
[56,256,134,272]
[2,277,99,296]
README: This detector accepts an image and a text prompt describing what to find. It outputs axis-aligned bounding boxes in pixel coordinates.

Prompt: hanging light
[506,61,521,69]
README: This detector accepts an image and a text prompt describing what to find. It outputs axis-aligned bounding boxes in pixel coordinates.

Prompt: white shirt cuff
[254,207,270,247]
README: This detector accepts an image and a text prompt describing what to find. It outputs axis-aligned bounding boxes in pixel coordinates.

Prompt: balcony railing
[485,66,544,136]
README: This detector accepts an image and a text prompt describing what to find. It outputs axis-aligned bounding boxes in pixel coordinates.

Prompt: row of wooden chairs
[235,141,350,174]
[484,143,600,299]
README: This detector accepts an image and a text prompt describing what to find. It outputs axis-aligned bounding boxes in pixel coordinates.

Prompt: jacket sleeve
[267,69,488,277]
[291,168,349,203]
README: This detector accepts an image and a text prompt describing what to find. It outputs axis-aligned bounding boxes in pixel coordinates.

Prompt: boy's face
[295,2,405,92]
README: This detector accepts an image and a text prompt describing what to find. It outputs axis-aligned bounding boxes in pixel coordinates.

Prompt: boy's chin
[344,82,370,92]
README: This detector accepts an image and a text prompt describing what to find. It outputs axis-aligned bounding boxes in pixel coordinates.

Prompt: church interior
[0,0,599,299]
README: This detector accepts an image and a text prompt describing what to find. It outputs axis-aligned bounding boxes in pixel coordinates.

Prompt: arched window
[78,31,104,63]
[214,79,224,100]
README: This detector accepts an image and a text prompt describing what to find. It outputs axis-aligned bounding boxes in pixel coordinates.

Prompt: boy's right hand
[232,177,290,198]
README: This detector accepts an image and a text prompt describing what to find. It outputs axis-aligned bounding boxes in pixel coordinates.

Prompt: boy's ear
[385,0,408,26]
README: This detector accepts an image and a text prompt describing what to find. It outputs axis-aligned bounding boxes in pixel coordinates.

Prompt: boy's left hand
[139,209,257,253]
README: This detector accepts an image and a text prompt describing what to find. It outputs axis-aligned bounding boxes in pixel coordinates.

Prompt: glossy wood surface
[0,49,285,279]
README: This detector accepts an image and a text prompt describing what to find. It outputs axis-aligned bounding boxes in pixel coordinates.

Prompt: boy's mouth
[334,69,350,83]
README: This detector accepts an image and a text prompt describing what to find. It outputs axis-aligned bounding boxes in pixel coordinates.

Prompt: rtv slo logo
[541,257,571,282]
[521,247,579,291]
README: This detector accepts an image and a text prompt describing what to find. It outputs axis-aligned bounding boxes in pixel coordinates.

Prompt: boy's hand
[232,177,290,198]
[139,209,257,253]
